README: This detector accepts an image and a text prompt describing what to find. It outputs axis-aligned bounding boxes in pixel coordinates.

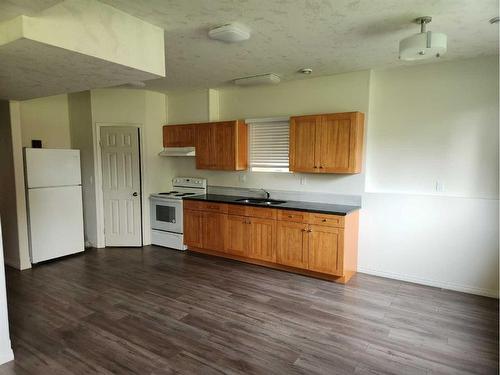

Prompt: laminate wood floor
[0,246,498,374]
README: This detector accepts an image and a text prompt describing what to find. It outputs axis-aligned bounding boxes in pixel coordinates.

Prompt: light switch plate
[300,175,307,185]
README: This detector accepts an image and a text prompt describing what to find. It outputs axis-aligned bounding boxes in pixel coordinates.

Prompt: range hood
[159,147,196,157]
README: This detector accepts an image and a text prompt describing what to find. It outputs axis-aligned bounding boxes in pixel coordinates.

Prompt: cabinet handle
[319,166,323,169]
[307,229,313,233]
[322,219,327,222]
[288,215,293,218]
[314,166,318,168]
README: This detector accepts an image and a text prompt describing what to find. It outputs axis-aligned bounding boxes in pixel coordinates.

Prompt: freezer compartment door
[28,186,84,263]
[25,148,81,188]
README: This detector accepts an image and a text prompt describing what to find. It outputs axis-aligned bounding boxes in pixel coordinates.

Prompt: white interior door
[100,126,142,246]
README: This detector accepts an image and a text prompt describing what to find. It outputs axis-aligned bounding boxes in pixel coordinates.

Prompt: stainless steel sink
[235,198,286,205]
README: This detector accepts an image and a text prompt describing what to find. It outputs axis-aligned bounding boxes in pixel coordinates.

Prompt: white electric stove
[150,177,207,250]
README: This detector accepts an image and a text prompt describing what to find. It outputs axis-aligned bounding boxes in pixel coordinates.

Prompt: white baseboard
[357,266,499,299]
[0,346,14,365]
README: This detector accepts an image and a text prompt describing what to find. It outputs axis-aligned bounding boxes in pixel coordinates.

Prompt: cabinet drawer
[309,213,344,228]
[247,206,276,220]
[183,200,228,213]
[199,202,228,213]
[228,204,247,216]
[183,200,203,211]
[278,210,310,223]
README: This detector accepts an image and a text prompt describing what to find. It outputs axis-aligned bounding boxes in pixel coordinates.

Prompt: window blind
[248,118,290,172]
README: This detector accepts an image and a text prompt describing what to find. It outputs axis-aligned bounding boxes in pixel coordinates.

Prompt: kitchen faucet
[260,188,270,199]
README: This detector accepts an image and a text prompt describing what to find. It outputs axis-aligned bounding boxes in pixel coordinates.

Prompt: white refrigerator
[24,148,85,263]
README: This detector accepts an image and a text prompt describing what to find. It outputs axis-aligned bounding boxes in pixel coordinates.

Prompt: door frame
[93,122,145,248]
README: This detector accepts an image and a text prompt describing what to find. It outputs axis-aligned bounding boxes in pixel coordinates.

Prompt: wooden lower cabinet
[183,202,359,283]
[248,218,276,262]
[184,209,226,250]
[183,209,203,248]
[226,215,249,256]
[308,225,343,276]
[202,213,226,251]
[276,221,308,269]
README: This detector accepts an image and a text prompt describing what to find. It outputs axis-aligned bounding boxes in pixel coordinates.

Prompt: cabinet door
[202,212,227,251]
[317,114,352,172]
[289,116,320,173]
[226,215,249,256]
[163,125,195,147]
[195,124,215,169]
[276,221,308,268]
[214,122,235,170]
[183,209,203,248]
[248,217,276,262]
[307,225,343,275]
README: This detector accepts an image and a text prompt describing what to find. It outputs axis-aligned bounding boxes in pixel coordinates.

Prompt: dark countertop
[183,194,360,216]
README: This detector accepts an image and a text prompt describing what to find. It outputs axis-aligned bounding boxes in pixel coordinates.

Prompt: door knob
[132,192,138,197]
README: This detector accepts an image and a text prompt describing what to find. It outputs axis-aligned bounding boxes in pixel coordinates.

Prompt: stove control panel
[172,177,207,189]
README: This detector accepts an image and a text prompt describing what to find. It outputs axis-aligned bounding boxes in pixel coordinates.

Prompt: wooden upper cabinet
[214,121,236,170]
[290,112,364,174]
[163,125,195,147]
[195,120,248,171]
[289,115,319,173]
[195,124,216,169]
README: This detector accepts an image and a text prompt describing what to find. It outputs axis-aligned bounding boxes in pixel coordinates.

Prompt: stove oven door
[150,197,183,233]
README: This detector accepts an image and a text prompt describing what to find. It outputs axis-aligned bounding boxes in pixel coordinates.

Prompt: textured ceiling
[1,0,498,92]
[0,38,160,100]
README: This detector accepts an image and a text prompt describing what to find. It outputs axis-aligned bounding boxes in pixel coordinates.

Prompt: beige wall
[68,91,97,247]
[167,89,209,124]
[20,94,70,148]
[0,101,30,270]
[367,56,499,199]
[0,100,20,267]
[218,70,370,120]
[358,56,499,297]
[7,102,30,270]
[90,88,171,247]
[164,56,499,296]
[166,70,371,195]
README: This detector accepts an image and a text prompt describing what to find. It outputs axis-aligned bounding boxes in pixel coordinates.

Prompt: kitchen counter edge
[183,194,360,216]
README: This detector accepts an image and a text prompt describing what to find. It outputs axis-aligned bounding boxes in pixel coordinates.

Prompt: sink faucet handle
[260,188,270,199]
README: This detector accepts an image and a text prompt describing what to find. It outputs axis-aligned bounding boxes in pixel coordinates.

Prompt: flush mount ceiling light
[399,16,447,61]
[208,23,250,43]
[299,68,313,74]
[127,81,146,88]
[233,73,281,86]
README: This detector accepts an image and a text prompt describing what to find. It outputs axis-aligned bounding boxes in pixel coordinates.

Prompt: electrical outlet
[435,180,445,193]
[300,175,307,185]
[239,173,247,183]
